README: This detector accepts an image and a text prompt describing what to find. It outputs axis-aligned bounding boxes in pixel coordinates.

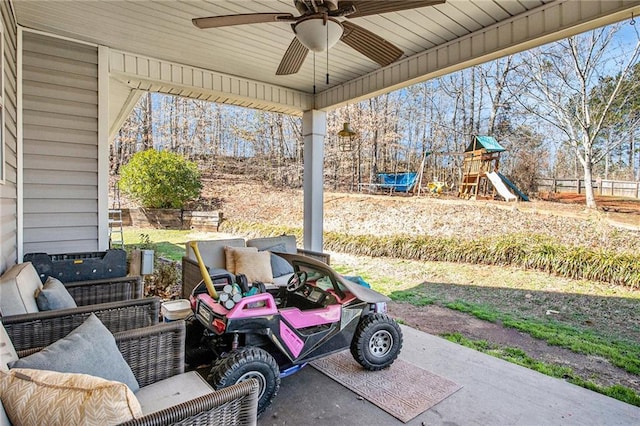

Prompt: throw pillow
[224,246,257,274]
[257,243,294,278]
[234,250,273,283]
[9,313,139,392]
[262,243,287,253]
[35,276,77,311]
[0,368,142,425]
[270,253,294,278]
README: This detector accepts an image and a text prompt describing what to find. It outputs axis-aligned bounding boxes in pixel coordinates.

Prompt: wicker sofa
[0,320,258,425]
[0,262,159,352]
[181,235,330,298]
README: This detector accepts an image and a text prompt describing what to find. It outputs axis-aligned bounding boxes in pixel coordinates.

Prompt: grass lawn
[122,228,225,262]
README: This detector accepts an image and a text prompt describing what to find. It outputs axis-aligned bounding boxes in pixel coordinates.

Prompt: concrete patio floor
[260,325,640,425]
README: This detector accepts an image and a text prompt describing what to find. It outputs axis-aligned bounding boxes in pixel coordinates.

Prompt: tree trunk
[142,92,153,150]
[582,151,597,209]
[370,98,379,178]
[630,130,636,179]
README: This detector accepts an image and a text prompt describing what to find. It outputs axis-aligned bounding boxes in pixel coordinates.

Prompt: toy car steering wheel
[287,270,307,292]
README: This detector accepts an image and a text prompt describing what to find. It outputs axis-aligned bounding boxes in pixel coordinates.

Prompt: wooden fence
[121,208,222,230]
[537,178,640,199]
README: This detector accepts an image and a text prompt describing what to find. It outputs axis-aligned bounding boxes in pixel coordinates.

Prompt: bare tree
[516,25,640,208]
[481,56,519,135]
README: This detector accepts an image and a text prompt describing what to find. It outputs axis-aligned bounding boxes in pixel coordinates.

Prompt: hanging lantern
[338,122,357,152]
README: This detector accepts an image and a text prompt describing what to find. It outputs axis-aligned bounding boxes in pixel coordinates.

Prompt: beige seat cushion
[0,263,42,316]
[135,371,214,416]
[0,322,18,372]
[234,250,273,283]
[0,368,142,425]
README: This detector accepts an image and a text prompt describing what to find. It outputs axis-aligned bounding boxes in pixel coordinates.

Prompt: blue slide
[497,172,529,201]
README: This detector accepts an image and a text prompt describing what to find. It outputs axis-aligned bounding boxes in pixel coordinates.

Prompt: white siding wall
[0,0,18,272]
[22,31,98,254]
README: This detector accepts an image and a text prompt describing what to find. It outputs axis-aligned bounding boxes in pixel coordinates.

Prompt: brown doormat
[311,351,462,423]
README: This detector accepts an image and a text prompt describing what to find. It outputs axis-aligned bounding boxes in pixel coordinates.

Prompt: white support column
[302,110,326,252]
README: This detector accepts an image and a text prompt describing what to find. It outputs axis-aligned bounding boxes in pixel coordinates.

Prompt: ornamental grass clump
[491,235,529,265]
[524,242,561,272]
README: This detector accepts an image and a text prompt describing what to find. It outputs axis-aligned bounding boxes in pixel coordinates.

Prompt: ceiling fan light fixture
[293,17,343,52]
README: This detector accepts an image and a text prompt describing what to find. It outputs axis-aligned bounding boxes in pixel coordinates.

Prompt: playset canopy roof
[465,136,506,154]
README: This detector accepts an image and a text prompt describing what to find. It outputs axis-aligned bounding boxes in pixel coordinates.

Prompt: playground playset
[458,135,528,201]
[357,135,527,202]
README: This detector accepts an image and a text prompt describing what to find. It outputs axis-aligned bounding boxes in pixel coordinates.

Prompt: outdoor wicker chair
[0,262,160,352]
[10,321,259,426]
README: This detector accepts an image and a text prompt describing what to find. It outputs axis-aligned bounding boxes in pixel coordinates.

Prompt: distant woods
[110,25,640,202]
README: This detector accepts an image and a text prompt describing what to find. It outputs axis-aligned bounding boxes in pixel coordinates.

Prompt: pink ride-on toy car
[186,252,403,415]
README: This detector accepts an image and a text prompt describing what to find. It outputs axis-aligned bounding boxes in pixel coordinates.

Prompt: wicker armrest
[65,275,143,305]
[114,321,185,388]
[2,297,161,352]
[297,248,331,265]
[119,379,259,426]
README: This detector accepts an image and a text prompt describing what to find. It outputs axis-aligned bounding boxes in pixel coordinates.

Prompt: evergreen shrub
[119,150,201,209]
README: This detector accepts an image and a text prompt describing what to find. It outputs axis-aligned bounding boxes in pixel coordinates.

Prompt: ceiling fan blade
[276,37,309,75]
[340,21,403,67]
[193,13,295,29]
[341,1,445,18]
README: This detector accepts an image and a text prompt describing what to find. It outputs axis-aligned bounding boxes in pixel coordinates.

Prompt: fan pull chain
[313,52,317,94]
[326,21,330,85]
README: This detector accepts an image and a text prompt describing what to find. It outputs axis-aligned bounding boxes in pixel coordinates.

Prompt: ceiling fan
[193,0,445,76]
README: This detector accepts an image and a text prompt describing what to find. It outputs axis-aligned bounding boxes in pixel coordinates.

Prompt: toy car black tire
[208,346,281,416]
[350,313,403,371]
